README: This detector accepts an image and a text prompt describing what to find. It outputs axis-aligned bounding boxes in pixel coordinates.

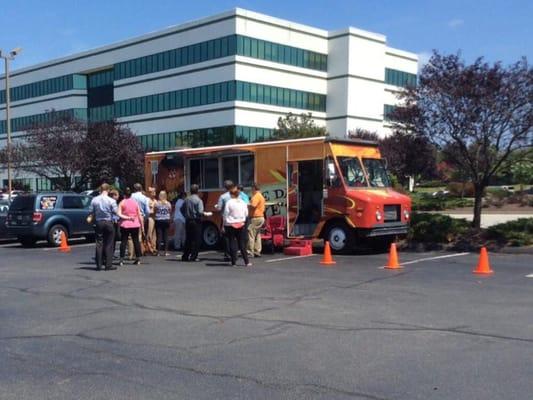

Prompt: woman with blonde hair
[154,190,172,256]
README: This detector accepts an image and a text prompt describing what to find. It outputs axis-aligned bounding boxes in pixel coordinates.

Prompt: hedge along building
[0,8,418,191]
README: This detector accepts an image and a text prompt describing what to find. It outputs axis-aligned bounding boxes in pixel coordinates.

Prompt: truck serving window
[190,158,219,189]
[362,158,391,187]
[189,153,255,190]
[337,157,367,187]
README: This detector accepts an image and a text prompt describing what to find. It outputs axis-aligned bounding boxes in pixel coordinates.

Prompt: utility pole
[1,47,22,202]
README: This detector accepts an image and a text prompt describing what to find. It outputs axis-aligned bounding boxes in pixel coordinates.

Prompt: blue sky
[2,0,531,71]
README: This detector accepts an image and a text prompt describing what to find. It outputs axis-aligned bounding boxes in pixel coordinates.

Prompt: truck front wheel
[326,222,355,254]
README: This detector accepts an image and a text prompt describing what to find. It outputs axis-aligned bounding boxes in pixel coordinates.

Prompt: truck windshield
[337,157,367,187]
[362,158,391,187]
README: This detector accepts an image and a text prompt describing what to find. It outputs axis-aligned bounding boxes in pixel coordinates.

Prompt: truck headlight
[404,209,410,220]
[376,210,382,221]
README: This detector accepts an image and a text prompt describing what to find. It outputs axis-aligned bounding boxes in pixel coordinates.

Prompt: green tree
[392,52,532,228]
[272,112,327,140]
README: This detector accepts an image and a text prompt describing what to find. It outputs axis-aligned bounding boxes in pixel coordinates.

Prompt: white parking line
[526,274,533,278]
[266,254,317,263]
[399,252,470,266]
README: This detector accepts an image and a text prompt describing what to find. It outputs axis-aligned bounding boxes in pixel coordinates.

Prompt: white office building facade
[0,8,417,190]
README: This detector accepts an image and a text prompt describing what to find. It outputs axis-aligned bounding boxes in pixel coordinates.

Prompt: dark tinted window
[62,196,88,209]
[9,196,36,211]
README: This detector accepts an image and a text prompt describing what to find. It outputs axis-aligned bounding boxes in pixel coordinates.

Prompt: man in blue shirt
[90,183,118,271]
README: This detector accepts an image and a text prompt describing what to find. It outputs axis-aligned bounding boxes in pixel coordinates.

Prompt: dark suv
[7,192,93,246]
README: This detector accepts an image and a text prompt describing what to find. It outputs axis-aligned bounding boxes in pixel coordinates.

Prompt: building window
[385,68,417,87]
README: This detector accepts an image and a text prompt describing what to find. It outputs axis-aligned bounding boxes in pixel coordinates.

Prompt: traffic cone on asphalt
[320,241,336,266]
[384,243,402,269]
[58,231,71,253]
[473,247,493,275]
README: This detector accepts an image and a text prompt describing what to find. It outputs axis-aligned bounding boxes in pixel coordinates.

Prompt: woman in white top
[223,187,251,267]
[173,192,186,250]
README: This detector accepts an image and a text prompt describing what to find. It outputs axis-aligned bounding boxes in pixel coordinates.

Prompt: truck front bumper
[358,222,408,238]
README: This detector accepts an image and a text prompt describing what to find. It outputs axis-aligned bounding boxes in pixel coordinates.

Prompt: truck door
[287,159,323,237]
[286,161,299,237]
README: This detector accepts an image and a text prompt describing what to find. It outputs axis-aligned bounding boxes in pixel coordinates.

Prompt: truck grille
[384,205,400,222]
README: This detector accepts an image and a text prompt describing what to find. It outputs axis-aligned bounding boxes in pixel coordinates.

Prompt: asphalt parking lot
[1,242,532,400]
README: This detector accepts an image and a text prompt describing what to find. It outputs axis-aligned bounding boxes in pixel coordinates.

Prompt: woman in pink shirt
[117,187,144,266]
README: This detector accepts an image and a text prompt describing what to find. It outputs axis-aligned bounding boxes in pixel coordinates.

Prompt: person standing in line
[223,187,251,267]
[173,192,186,251]
[117,187,144,266]
[147,187,158,253]
[182,184,210,262]
[216,180,234,262]
[131,183,150,255]
[154,190,172,256]
[90,183,118,271]
[237,184,250,204]
[247,183,266,258]
[109,189,121,259]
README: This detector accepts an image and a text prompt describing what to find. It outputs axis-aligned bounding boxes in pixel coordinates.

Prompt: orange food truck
[144,136,411,253]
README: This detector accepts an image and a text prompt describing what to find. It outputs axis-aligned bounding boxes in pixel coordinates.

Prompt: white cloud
[448,18,464,29]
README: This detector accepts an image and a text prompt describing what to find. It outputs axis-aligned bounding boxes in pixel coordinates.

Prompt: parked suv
[7,192,93,246]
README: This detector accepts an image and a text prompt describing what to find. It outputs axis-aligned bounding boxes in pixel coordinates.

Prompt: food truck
[144,136,411,253]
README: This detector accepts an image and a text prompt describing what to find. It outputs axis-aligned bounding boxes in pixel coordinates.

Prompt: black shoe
[105,266,117,271]
[254,254,261,258]
[133,259,141,265]
[96,266,102,271]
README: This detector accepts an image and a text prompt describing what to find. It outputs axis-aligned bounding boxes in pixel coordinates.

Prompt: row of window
[114,34,327,81]
[0,74,86,105]
[114,80,325,118]
[138,125,274,151]
[0,108,87,135]
[385,68,417,87]
[87,69,114,88]
[383,104,396,120]
[88,104,115,122]
[237,35,327,71]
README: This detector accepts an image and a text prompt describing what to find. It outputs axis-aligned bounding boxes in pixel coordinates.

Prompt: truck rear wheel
[326,222,355,254]
[202,223,220,250]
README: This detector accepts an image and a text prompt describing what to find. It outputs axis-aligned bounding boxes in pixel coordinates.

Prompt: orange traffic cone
[58,231,71,253]
[473,247,493,275]
[384,243,402,269]
[320,241,336,265]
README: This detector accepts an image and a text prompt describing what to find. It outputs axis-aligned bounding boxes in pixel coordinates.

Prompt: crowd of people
[89,180,265,271]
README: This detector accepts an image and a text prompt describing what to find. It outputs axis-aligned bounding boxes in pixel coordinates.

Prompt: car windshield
[362,158,391,187]
[337,156,367,187]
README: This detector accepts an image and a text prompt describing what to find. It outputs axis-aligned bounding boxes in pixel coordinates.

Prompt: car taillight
[33,212,43,223]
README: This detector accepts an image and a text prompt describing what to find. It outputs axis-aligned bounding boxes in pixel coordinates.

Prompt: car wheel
[202,223,220,249]
[19,237,37,247]
[326,222,355,254]
[48,224,67,247]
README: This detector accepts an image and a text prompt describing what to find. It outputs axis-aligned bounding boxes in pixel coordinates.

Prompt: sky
[1,0,532,71]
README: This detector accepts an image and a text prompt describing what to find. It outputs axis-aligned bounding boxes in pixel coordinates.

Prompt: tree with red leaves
[0,112,144,191]
[392,52,532,228]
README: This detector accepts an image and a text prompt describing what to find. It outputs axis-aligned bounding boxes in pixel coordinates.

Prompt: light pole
[1,47,22,202]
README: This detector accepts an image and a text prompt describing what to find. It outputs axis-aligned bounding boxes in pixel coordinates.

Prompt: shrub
[447,181,476,197]
[408,213,470,243]
[485,218,533,247]
[417,180,445,188]
[411,193,473,211]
